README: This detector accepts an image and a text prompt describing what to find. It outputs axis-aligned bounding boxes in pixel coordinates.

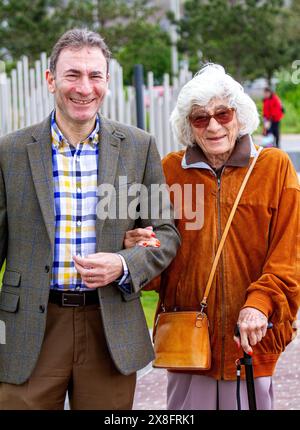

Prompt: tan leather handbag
[152,148,262,370]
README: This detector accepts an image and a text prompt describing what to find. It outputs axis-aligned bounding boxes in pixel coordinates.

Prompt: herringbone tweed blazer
[0,114,180,384]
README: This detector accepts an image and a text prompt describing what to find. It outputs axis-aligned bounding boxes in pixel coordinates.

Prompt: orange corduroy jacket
[145,143,300,380]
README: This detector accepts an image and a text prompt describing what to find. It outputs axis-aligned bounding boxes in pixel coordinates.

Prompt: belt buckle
[62,292,85,307]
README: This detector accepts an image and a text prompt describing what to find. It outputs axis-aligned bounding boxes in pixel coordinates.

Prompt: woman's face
[189,98,240,157]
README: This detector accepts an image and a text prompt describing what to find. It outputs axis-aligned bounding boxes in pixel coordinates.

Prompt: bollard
[133,64,145,130]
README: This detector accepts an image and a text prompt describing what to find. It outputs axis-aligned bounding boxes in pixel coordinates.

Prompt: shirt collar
[51,110,100,149]
[182,134,258,170]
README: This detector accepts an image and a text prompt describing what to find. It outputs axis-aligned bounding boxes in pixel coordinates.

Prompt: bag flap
[0,291,20,312]
[2,270,21,287]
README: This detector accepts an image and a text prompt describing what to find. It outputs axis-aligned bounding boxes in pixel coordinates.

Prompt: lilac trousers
[167,372,274,410]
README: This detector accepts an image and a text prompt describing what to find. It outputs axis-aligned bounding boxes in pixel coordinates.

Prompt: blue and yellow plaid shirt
[50,111,130,292]
[50,111,100,291]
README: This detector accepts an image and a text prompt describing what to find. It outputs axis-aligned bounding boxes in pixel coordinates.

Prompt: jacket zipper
[216,169,226,380]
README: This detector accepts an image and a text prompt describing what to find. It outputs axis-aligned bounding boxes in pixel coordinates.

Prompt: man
[0,28,180,410]
[263,87,284,148]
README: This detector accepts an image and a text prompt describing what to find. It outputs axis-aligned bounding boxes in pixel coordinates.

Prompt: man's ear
[106,73,110,85]
[46,69,56,94]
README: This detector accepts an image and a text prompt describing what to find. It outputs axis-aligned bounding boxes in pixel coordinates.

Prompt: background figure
[263,87,284,148]
[125,64,300,410]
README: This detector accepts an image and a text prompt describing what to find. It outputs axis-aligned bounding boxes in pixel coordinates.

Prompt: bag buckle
[200,301,207,314]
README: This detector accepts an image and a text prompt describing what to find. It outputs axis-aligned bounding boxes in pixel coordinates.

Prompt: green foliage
[115,22,171,84]
[0,0,67,63]
[0,0,170,82]
[175,0,291,82]
[275,75,300,133]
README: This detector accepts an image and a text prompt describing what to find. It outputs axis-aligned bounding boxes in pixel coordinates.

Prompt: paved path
[133,322,300,410]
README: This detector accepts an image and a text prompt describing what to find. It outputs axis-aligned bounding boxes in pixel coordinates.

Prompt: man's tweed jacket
[0,115,180,384]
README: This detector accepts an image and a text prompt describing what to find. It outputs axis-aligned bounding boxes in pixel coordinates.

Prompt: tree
[0,0,66,62]
[283,0,300,67]
[115,20,171,84]
[0,0,171,82]
[174,0,290,83]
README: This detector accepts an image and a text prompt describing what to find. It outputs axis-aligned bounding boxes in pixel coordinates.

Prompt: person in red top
[263,87,284,148]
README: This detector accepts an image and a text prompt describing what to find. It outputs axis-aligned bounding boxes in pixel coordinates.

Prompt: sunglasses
[189,107,235,128]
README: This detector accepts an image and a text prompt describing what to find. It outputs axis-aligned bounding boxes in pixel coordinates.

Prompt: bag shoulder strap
[200,146,263,310]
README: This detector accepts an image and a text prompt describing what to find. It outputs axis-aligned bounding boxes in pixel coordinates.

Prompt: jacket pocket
[0,291,20,312]
[2,270,21,287]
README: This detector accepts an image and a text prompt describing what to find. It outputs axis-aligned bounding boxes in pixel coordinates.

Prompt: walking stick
[234,322,273,410]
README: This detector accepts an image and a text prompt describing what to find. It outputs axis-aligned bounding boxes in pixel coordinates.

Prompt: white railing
[0,54,192,157]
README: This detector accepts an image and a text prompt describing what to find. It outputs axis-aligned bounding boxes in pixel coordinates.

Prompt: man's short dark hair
[49,28,111,75]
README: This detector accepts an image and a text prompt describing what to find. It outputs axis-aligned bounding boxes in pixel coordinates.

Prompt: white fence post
[147,71,155,137]
[35,59,44,122]
[41,52,50,117]
[11,69,18,132]
[17,60,25,129]
[23,56,31,127]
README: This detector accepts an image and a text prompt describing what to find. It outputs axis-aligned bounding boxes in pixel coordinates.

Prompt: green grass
[140,290,158,328]
[0,262,4,288]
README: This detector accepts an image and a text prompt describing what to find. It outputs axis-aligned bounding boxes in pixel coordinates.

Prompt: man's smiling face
[47,46,109,125]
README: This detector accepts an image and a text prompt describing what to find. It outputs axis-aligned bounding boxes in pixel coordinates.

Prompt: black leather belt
[49,289,99,307]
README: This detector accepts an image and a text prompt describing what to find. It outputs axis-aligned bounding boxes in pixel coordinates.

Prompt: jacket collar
[182,134,258,171]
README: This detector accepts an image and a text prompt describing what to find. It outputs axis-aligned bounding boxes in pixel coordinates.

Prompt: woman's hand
[124,226,161,249]
[234,307,268,355]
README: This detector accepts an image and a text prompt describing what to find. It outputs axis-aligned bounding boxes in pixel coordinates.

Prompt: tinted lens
[214,109,234,124]
[189,108,234,128]
[189,115,210,128]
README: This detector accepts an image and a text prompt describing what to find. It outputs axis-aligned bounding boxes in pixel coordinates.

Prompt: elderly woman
[124,64,300,410]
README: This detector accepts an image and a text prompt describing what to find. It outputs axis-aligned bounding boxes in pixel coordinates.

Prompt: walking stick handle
[234,322,273,338]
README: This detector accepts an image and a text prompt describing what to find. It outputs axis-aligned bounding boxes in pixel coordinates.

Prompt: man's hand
[234,307,268,355]
[73,252,123,289]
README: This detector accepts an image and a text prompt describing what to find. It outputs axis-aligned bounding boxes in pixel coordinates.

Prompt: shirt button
[44,265,50,273]
[77,221,81,226]
[76,285,81,291]
[77,188,81,193]
[39,305,45,313]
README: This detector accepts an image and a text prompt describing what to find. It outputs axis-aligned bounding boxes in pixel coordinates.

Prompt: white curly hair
[170,63,260,147]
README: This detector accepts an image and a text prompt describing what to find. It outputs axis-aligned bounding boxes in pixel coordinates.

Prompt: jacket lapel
[96,116,123,249]
[27,115,55,252]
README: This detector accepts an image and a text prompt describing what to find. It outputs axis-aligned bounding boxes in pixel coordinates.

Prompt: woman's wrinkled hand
[234,307,268,355]
[124,226,161,249]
